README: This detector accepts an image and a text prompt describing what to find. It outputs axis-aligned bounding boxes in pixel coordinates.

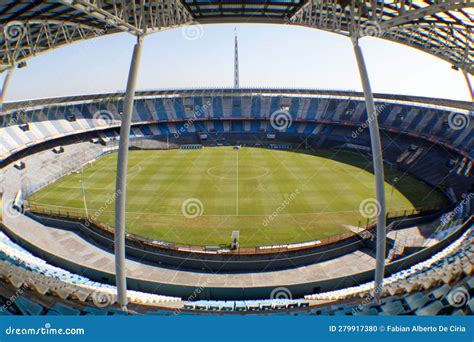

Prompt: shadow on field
[269,148,449,210]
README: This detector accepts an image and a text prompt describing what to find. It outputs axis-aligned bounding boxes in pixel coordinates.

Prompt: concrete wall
[2,214,470,300]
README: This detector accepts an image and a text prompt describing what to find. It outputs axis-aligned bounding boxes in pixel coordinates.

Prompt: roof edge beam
[58,0,144,36]
[380,1,474,30]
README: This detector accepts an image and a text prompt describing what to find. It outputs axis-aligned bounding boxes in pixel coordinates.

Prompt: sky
[2,23,472,102]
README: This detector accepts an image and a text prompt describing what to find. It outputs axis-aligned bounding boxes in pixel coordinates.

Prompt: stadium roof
[4,88,473,112]
[0,1,473,74]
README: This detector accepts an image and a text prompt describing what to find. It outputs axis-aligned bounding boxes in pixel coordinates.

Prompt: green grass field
[28,147,446,247]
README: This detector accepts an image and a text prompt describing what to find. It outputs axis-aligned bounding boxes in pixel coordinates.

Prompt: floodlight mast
[351,34,387,304]
[114,35,144,312]
[234,28,240,89]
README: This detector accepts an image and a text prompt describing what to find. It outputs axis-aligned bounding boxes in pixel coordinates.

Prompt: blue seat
[15,297,43,315]
[106,308,129,315]
[83,306,108,315]
[404,293,430,311]
[380,299,406,315]
[451,309,466,316]
[333,308,352,316]
[467,298,474,315]
[45,310,62,316]
[0,307,14,315]
[354,307,378,316]
[415,300,445,315]
[49,303,80,316]
[429,284,451,300]
[466,278,474,291]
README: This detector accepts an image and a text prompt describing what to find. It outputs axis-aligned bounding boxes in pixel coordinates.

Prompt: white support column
[463,70,474,101]
[0,68,14,112]
[351,37,387,304]
[114,35,144,311]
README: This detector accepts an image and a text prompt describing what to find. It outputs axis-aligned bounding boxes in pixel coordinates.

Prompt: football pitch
[28,147,446,247]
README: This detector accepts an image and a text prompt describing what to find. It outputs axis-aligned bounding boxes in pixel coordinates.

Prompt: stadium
[0,0,473,317]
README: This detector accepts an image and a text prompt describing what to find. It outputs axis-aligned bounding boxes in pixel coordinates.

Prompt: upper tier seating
[1,95,472,162]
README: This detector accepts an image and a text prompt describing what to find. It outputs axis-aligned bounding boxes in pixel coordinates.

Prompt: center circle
[206,165,270,180]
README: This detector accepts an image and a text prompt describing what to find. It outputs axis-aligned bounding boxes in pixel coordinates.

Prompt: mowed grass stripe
[28,147,447,247]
